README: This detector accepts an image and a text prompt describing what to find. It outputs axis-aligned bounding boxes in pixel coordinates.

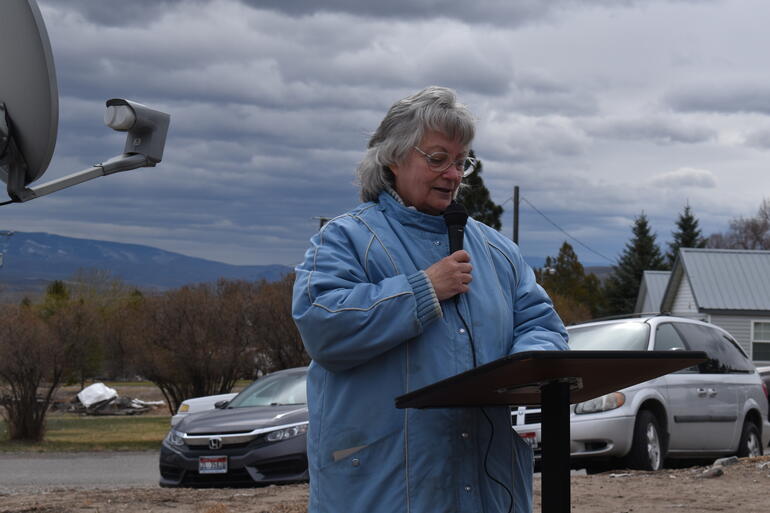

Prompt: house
[659,248,770,365]
[633,270,671,314]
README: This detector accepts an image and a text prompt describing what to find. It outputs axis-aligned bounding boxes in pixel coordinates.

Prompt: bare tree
[251,274,309,373]
[130,281,260,413]
[708,199,770,250]
[69,269,144,380]
[0,304,70,441]
[127,276,309,413]
[46,299,100,389]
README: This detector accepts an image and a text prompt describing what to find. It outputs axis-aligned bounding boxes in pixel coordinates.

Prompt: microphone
[443,201,469,254]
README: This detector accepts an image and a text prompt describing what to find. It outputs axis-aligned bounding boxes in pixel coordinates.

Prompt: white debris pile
[55,382,166,415]
[77,383,118,408]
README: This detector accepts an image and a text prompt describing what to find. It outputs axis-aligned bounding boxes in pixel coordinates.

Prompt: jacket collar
[378,191,447,234]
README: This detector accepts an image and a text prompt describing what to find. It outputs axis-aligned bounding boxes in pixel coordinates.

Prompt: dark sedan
[159,367,309,487]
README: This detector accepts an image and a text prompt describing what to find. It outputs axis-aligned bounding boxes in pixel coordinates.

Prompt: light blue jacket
[292,192,568,513]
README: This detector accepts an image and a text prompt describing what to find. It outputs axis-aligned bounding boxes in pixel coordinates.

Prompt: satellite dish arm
[19,153,150,201]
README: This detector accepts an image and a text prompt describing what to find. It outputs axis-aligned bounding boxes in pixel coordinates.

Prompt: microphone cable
[481,406,515,513]
[454,298,477,368]
[454,302,514,513]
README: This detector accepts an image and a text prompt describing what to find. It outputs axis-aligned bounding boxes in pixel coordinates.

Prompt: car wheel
[626,410,663,471]
[737,421,762,458]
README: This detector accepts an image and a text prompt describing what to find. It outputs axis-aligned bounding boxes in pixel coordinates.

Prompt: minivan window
[655,323,697,373]
[654,323,687,351]
[568,322,650,351]
[675,323,753,373]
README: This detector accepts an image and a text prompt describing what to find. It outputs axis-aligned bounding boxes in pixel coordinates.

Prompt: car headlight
[177,404,189,413]
[574,392,626,414]
[265,423,308,442]
[164,429,185,446]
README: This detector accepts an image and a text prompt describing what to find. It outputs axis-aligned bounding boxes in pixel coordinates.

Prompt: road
[0,451,159,491]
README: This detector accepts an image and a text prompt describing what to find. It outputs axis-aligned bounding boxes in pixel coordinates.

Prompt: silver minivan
[512,316,770,472]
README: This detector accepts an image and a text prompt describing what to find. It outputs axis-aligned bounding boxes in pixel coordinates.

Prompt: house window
[752,321,770,361]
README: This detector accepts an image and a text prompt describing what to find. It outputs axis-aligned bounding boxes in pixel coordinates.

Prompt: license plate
[199,455,227,474]
[520,431,539,450]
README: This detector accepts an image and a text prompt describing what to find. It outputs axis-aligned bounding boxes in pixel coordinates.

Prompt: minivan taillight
[763,383,768,398]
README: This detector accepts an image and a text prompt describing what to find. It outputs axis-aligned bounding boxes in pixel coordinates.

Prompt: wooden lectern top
[395,350,706,409]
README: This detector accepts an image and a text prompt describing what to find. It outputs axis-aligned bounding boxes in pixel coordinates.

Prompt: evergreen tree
[602,213,667,316]
[457,150,503,230]
[667,204,706,265]
[39,280,70,318]
[541,242,585,298]
[537,241,603,319]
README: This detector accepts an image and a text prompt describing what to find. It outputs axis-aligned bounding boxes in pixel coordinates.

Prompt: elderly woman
[292,86,568,513]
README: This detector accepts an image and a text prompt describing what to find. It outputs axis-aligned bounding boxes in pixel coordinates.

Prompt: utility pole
[513,186,519,245]
[0,230,14,267]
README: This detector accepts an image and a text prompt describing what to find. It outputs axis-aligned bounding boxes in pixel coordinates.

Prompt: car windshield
[568,322,650,351]
[227,371,307,408]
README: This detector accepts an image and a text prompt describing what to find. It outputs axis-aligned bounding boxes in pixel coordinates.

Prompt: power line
[518,196,615,264]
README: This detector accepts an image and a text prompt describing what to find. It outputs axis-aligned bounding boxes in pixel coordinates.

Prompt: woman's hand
[424,250,473,301]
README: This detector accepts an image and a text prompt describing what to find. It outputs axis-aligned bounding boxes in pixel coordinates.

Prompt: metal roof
[673,248,770,311]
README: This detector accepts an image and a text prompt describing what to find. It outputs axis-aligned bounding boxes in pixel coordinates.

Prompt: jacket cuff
[407,271,442,327]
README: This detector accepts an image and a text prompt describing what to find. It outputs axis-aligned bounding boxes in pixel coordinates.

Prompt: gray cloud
[648,167,717,189]
[507,73,599,116]
[745,128,770,149]
[238,0,693,27]
[666,84,770,115]
[583,116,716,144]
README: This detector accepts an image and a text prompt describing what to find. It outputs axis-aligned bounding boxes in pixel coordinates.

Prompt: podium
[395,350,706,513]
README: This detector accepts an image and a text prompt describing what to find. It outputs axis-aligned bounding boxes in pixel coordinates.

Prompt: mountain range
[0,231,291,296]
[0,231,612,300]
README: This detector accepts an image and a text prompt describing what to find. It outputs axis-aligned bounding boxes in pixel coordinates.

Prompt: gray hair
[356,86,476,202]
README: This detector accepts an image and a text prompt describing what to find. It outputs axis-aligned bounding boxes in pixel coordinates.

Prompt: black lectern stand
[395,350,706,513]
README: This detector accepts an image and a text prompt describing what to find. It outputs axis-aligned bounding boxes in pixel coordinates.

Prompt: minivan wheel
[626,410,663,471]
[737,421,762,458]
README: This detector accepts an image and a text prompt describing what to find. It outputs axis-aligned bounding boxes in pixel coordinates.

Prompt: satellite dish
[0,0,169,204]
[0,0,58,186]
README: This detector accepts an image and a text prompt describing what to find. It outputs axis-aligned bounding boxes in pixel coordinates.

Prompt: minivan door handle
[707,388,717,397]
[696,387,708,396]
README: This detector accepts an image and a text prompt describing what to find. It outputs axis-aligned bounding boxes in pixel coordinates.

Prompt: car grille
[255,456,308,478]
[186,441,254,451]
[524,411,542,424]
[181,467,254,487]
[511,406,541,426]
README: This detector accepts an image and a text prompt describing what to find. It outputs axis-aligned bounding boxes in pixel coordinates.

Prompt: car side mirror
[214,400,229,409]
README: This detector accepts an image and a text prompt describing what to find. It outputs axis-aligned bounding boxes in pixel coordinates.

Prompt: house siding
[671,275,699,316]
[642,294,657,314]
[709,315,753,355]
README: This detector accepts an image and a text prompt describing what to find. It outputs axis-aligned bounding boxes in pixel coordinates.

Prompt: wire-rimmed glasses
[413,146,478,177]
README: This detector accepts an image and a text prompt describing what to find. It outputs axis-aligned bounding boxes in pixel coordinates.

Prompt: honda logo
[208,437,222,450]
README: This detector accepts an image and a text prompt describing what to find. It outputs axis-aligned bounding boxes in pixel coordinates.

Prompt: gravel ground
[2,456,770,512]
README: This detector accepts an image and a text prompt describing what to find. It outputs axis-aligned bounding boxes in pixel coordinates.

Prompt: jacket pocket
[315,430,406,512]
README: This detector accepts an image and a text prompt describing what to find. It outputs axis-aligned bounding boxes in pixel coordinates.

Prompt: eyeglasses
[413,146,478,177]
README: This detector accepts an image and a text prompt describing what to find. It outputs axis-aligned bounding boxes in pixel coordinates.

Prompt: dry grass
[0,413,170,452]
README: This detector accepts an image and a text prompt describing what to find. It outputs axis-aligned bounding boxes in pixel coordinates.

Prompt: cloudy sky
[7,0,770,267]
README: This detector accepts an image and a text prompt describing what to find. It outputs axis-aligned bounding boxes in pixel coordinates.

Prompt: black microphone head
[443,201,468,227]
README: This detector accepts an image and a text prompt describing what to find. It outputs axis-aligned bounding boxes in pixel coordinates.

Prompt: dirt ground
[2,455,769,513]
